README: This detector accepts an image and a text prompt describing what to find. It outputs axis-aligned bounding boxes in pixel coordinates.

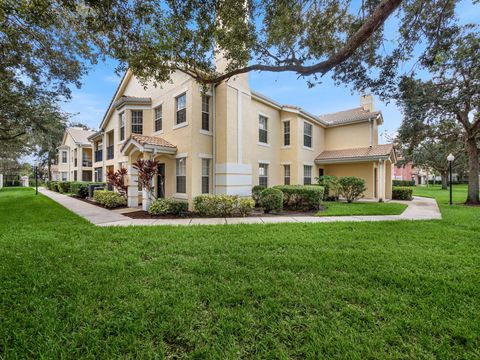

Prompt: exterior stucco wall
[324,122,372,150]
[324,162,376,199]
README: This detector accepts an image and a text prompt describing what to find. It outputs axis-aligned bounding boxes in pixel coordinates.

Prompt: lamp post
[447,153,455,205]
[34,160,38,195]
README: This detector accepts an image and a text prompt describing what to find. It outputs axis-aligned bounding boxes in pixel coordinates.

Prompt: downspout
[212,83,217,195]
[369,118,373,147]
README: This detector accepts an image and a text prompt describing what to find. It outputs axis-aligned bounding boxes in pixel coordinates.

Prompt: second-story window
[283,121,290,146]
[284,165,290,185]
[304,165,312,185]
[176,93,186,125]
[119,112,125,141]
[154,106,162,132]
[61,151,67,163]
[259,115,268,144]
[131,110,143,134]
[201,95,210,131]
[304,122,312,148]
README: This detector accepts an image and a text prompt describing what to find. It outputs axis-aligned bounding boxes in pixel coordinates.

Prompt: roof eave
[315,155,391,164]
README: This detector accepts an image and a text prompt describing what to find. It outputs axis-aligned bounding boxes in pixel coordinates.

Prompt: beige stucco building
[57,127,95,182]
[86,68,395,208]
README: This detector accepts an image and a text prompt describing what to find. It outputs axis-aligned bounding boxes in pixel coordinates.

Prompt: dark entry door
[157,163,165,198]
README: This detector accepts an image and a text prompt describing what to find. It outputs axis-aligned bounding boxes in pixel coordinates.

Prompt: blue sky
[62,0,479,144]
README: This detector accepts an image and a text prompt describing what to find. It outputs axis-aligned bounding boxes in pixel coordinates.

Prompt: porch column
[142,152,152,211]
[127,165,139,208]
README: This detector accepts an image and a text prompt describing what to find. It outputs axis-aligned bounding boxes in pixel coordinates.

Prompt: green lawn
[1,187,479,358]
[317,201,407,216]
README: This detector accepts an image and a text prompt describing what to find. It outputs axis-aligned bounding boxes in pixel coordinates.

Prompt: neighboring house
[88,61,395,208]
[393,160,415,182]
[57,127,96,182]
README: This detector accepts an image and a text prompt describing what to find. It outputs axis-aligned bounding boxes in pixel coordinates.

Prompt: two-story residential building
[57,127,95,182]
[88,64,395,208]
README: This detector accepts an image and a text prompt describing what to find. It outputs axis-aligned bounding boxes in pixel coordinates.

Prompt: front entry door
[157,163,165,198]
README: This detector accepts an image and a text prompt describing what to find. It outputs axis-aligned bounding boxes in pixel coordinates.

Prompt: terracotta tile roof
[319,107,381,125]
[131,134,176,149]
[315,144,394,162]
[67,127,96,146]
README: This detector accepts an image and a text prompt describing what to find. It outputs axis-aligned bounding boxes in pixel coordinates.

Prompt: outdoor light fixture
[34,160,38,195]
[447,153,455,205]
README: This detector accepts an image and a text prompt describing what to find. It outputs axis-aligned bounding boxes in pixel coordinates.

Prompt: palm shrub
[251,185,266,206]
[259,188,283,213]
[338,177,366,203]
[274,185,324,210]
[316,175,340,201]
[93,190,127,209]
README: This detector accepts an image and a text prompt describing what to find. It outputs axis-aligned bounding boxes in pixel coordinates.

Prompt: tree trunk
[441,171,448,190]
[465,136,480,205]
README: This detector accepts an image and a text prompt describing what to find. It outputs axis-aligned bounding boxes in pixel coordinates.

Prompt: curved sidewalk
[39,188,441,227]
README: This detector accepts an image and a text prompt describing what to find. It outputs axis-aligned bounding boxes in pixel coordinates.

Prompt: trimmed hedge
[57,181,71,193]
[392,186,413,200]
[274,185,324,210]
[392,180,415,187]
[251,185,266,206]
[49,181,59,192]
[193,195,254,217]
[149,198,189,216]
[259,188,283,214]
[93,190,127,209]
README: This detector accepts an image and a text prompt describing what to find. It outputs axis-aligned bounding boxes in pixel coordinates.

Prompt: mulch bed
[123,208,319,219]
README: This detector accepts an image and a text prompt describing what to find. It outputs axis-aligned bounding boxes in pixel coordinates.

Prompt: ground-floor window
[259,163,268,187]
[201,158,210,194]
[61,172,68,181]
[94,167,103,183]
[284,165,290,185]
[176,158,186,193]
[304,165,312,185]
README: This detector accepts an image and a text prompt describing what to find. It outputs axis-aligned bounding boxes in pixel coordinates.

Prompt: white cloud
[61,91,110,130]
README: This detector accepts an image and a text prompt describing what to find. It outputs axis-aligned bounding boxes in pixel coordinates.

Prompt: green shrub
[49,181,59,192]
[274,185,324,210]
[259,188,283,214]
[316,175,340,201]
[57,181,71,193]
[193,195,254,217]
[338,177,366,203]
[69,182,90,198]
[45,180,51,190]
[93,190,127,209]
[251,185,266,206]
[148,198,189,216]
[392,186,413,200]
[392,180,415,187]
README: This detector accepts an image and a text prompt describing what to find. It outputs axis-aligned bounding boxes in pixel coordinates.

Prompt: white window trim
[175,153,188,159]
[303,161,315,166]
[280,161,292,165]
[199,129,213,136]
[153,105,163,133]
[258,160,271,164]
[151,100,164,109]
[281,145,291,149]
[153,130,164,135]
[303,120,313,149]
[172,87,189,99]
[257,142,271,148]
[173,193,188,200]
[173,122,188,130]
[258,113,269,145]
[302,146,314,151]
[198,153,213,159]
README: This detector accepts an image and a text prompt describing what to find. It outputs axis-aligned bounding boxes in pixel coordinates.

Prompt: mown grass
[317,201,407,216]
[0,186,479,358]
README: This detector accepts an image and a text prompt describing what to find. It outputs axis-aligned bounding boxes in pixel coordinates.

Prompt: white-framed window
[259,163,268,187]
[284,165,290,185]
[131,110,143,134]
[304,122,312,148]
[304,165,312,185]
[259,115,268,143]
[283,121,290,146]
[119,112,125,141]
[154,106,162,132]
[176,157,186,193]
[201,95,210,131]
[94,167,103,182]
[176,93,187,125]
[61,172,68,181]
[61,151,68,163]
[201,158,210,194]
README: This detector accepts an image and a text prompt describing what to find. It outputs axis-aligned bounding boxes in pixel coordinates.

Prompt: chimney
[360,94,374,112]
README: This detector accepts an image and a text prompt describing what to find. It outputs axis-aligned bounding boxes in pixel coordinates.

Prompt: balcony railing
[94,150,103,162]
[107,145,114,160]
[82,160,93,167]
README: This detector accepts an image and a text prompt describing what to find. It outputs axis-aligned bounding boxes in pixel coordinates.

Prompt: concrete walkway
[39,188,441,227]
